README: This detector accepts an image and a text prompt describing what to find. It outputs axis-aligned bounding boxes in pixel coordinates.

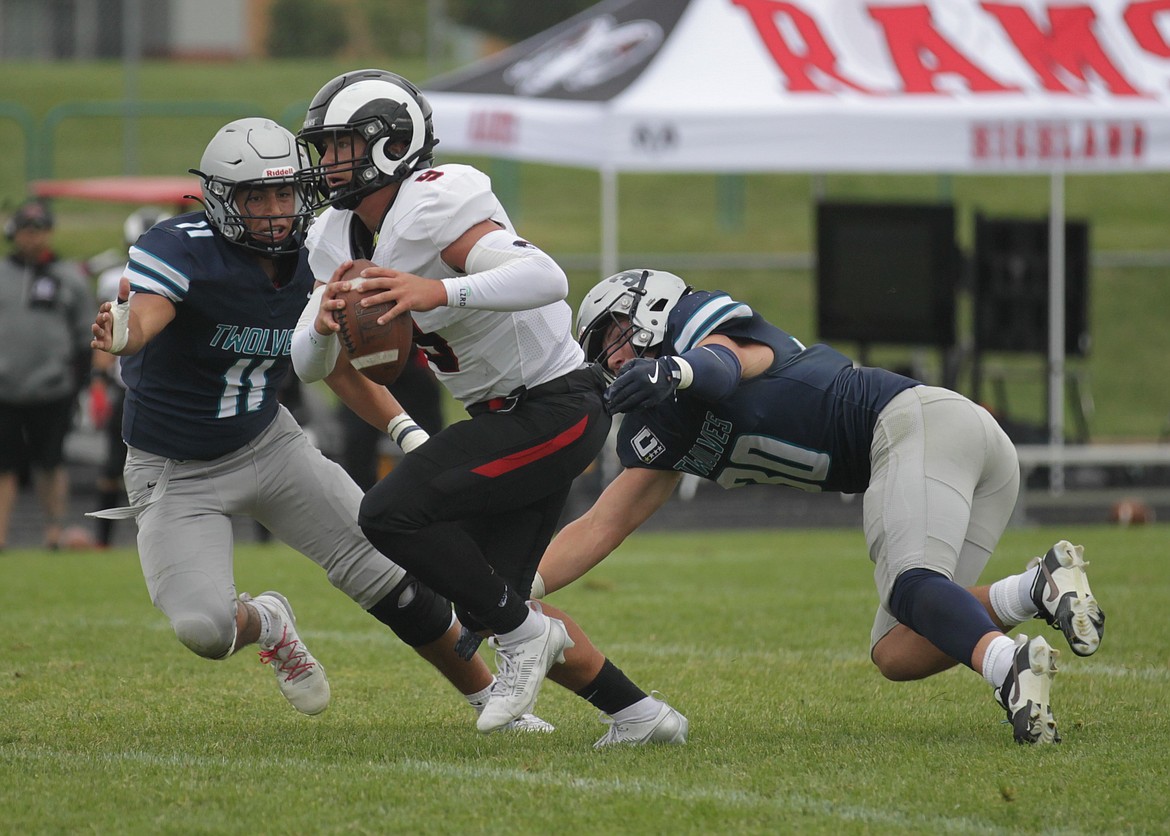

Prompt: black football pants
[358,369,611,633]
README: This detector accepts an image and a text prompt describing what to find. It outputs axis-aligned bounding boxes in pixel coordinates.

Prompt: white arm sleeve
[290,283,341,382]
[440,228,567,311]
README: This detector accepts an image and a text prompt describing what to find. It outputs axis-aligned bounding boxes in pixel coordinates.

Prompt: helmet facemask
[576,269,691,379]
[194,174,315,256]
[580,297,655,374]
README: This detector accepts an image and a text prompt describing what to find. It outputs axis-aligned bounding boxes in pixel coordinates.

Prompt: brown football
[331,259,413,386]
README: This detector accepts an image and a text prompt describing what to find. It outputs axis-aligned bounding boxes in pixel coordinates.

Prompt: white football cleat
[995,634,1059,744]
[594,695,689,749]
[1029,540,1104,657]
[477,614,572,734]
[500,713,556,733]
[252,591,330,716]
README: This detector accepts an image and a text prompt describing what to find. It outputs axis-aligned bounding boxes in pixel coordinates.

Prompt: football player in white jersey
[291,69,687,747]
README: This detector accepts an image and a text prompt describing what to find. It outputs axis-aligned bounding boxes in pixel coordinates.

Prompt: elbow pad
[675,344,742,401]
[290,284,340,382]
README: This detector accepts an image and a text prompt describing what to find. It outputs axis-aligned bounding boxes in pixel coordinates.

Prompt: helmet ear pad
[366,136,408,183]
[358,96,431,181]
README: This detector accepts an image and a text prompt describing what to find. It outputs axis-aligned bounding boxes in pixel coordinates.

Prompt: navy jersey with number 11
[615,291,920,494]
[119,213,315,460]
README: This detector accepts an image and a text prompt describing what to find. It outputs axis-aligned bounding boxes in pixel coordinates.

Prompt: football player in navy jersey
[89,117,554,729]
[534,269,1105,745]
[291,69,687,747]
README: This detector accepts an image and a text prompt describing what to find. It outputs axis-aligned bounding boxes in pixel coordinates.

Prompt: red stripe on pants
[471,416,589,478]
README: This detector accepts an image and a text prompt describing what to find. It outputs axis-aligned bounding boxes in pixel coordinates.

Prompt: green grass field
[2,524,1166,834]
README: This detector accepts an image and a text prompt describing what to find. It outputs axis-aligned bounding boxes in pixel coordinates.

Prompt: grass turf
[1,523,1165,833]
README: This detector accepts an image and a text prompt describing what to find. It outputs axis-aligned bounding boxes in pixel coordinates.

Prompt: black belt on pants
[467,365,605,417]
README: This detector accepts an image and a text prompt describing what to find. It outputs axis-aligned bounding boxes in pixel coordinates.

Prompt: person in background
[0,198,95,551]
[88,207,172,549]
[536,269,1105,745]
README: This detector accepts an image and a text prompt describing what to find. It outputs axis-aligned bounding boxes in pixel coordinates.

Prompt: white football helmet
[297,68,437,210]
[122,206,172,248]
[576,269,691,369]
[190,117,313,255]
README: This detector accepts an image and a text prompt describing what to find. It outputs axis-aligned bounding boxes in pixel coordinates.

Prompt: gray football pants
[124,407,407,659]
[865,386,1021,650]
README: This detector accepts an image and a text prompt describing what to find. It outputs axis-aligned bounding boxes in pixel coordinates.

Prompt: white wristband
[386,413,430,453]
[672,356,694,389]
[109,298,130,354]
[529,570,546,600]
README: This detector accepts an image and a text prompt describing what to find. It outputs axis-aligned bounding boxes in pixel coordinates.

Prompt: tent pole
[1047,170,1066,493]
[601,166,618,278]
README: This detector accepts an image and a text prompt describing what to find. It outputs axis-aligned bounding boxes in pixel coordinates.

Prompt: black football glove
[603,356,684,414]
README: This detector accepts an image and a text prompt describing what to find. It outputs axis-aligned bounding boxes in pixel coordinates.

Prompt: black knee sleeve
[367,576,454,648]
[453,604,486,635]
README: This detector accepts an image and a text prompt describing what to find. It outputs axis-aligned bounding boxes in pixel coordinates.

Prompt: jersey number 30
[716,434,830,491]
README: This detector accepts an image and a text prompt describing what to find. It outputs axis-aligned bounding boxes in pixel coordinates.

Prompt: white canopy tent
[424,0,1170,466]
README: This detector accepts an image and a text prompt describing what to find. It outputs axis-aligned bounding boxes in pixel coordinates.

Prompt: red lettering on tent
[1125,0,1170,58]
[973,124,990,158]
[868,5,1019,93]
[1038,123,1054,158]
[983,4,1142,95]
[469,111,517,145]
[731,0,871,93]
[1108,123,1124,156]
[970,120,1145,164]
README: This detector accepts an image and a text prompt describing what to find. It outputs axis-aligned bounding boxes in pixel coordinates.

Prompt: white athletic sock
[989,565,1041,627]
[254,600,279,647]
[496,607,545,647]
[609,695,663,724]
[530,571,546,599]
[981,635,1019,688]
[466,681,494,713]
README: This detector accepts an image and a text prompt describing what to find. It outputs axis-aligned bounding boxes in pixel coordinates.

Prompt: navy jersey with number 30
[119,213,315,460]
[615,291,920,494]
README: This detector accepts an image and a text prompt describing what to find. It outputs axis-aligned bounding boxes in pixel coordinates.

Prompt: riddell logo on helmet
[264,166,296,177]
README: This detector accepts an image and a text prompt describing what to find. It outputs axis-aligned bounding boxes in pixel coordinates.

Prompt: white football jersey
[307,164,583,405]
